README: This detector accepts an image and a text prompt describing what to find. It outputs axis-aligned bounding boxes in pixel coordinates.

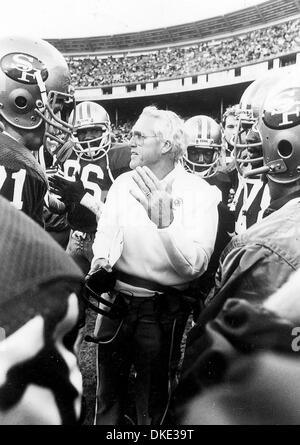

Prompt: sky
[1,0,268,39]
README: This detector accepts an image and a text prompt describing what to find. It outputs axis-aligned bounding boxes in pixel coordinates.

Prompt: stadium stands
[65,17,300,88]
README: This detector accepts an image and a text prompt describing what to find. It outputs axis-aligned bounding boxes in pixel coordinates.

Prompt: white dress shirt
[92,163,221,296]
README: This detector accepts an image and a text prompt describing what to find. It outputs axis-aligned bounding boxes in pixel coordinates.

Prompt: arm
[79,192,103,222]
[158,185,221,279]
[214,242,296,306]
[49,173,104,221]
[45,191,66,215]
[130,166,221,279]
[91,177,123,269]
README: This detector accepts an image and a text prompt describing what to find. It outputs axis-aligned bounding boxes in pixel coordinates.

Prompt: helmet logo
[1,53,48,85]
[263,88,300,129]
[195,138,213,147]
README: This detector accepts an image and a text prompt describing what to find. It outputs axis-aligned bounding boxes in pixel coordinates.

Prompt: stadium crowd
[111,121,132,142]
[66,18,300,87]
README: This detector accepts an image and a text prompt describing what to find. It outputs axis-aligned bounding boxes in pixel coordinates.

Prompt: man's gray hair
[140,106,187,162]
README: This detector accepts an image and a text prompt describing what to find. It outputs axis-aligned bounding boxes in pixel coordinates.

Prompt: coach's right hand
[85,258,112,281]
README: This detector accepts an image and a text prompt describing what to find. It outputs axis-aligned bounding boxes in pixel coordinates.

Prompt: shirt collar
[160,163,183,188]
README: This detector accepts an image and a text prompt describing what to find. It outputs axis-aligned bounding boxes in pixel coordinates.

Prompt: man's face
[223,114,238,147]
[245,127,263,169]
[129,116,163,169]
[77,127,105,147]
[21,125,45,151]
[187,147,214,166]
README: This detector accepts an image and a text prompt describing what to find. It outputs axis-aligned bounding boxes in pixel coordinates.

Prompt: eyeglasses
[128,131,158,146]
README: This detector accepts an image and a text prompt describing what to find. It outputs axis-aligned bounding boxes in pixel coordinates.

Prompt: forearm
[157,194,219,279]
[158,222,210,279]
[92,183,123,266]
[80,192,103,222]
[92,224,123,267]
[92,228,111,265]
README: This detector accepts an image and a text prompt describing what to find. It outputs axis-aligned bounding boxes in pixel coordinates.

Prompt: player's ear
[162,140,172,154]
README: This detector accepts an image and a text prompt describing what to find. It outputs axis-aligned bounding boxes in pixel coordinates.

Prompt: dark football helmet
[232,70,295,177]
[0,36,75,151]
[184,115,224,178]
[257,70,300,184]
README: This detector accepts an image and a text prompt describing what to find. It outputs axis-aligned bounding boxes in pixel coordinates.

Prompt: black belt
[116,270,188,294]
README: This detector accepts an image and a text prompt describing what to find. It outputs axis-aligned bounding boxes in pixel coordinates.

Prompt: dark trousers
[94,293,190,425]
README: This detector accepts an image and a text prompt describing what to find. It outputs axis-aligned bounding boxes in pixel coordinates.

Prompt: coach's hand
[86,258,112,282]
[130,166,174,229]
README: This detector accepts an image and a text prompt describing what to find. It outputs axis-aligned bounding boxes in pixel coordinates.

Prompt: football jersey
[37,146,70,233]
[0,133,48,226]
[206,171,233,205]
[230,174,270,235]
[63,143,131,232]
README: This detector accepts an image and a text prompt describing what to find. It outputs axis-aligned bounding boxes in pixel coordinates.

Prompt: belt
[116,270,188,294]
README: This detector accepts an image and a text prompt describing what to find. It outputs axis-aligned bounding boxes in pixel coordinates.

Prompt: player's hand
[46,137,75,164]
[85,258,112,282]
[130,166,174,229]
[49,171,85,205]
[46,192,66,215]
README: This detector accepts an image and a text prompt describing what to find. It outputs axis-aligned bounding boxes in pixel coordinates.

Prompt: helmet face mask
[232,114,264,175]
[232,82,268,176]
[0,36,75,152]
[70,101,112,161]
[38,89,76,153]
[244,125,264,169]
[185,144,221,177]
[184,115,224,178]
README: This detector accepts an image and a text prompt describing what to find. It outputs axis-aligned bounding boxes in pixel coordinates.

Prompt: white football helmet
[184,115,224,178]
[69,102,112,161]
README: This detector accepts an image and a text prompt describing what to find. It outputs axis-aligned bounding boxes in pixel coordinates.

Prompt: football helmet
[183,115,224,178]
[70,101,112,161]
[233,71,290,176]
[0,36,75,151]
[257,71,300,184]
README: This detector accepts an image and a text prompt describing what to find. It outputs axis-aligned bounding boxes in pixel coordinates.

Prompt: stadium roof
[45,0,300,53]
